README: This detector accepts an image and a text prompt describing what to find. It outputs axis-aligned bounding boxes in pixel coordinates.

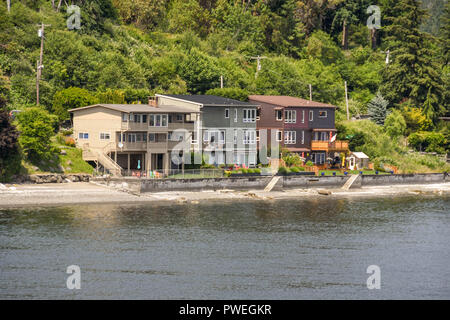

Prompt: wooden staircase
[82,144,122,176]
[342,174,359,190]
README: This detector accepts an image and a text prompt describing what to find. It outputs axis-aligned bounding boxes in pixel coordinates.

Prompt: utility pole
[36,22,50,106]
[7,0,10,12]
[309,84,312,101]
[345,81,350,120]
[220,75,223,89]
[249,56,267,79]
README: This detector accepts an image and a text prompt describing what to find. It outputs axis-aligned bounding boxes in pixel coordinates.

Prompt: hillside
[0,0,449,180]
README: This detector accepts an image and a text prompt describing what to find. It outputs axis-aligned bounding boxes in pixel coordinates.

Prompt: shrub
[290,167,300,173]
[17,108,59,162]
[240,168,248,174]
[253,168,261,174]
[64,137,76,147]
[408,132,447,154]
[305,161,314,167]
[52,87,99,122]
[278,166,290,174]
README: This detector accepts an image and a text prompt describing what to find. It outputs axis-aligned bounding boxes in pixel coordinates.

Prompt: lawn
[318,170,392,176]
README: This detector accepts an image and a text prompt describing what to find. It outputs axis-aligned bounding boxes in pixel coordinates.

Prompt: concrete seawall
[93,173,449,193]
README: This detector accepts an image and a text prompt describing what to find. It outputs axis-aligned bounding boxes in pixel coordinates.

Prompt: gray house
[155,94,259,167]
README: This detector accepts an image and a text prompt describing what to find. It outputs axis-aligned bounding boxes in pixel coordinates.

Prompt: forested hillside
[0,0,449,180]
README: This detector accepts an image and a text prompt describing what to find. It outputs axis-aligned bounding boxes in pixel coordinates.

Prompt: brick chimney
[148,96,158,107]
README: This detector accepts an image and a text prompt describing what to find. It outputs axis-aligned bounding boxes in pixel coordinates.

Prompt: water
[0,196,449,299]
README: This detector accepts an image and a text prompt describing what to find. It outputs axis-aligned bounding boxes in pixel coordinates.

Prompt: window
[149,133,155,142]
[234,129,237,144]
[191,132,198,144]
[122,113,128,122]
[285,110,296,123]
[276,110,283,121]
[136,133,142,142]
[243,109,256,123]
[284,131,296,144]
[225,108,229,118]
[302,110,305,124]
[134,114,141,123]
[276,130,282,142]
[256,130,260,142]
[234,109,238,122]
[176,114,183,121]
[100,133,110,140]
[319,111,327,118]
[128,133,136,143]
[78,132,89,139]
[204,130,225,144]
[142,115,147,123]
[256,109,260,121]
[309,110,314,121]
[243,130,256,145]
[301,130,305,144]
[149,114,168,127]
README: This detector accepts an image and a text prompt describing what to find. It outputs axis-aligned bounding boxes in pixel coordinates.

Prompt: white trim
[284,131,296,144]
[309,110,314,121]
[99,132,111,140]
[284,110,296,123]
[276,110,283,121]
[318,110,328,118]
[276,130,282,142]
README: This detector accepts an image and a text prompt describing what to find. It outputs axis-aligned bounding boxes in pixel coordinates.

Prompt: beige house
[69,103,200,176]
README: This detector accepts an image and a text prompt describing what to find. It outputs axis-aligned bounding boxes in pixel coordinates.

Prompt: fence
[121,169,225,179]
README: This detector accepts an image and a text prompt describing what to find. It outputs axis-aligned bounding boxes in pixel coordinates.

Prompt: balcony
[311,140,349,152]
[117,142,147,151]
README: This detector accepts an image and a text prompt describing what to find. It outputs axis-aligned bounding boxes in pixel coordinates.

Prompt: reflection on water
[0,196,449,299]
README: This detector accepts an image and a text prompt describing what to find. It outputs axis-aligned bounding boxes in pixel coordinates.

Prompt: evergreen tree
[368,92,389,125]
[0,108,20,181]
[380,0,444,121]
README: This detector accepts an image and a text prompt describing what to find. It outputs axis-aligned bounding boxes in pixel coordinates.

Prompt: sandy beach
[0,181,449,208]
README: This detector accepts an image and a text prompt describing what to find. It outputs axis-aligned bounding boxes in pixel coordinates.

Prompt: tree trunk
[6,0,10,13]
[342,20,348,50]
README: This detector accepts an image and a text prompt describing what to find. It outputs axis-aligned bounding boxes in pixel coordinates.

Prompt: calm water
[0,196,449,299]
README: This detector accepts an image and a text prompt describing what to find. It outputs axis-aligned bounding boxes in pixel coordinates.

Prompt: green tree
[168,0,211,38]
[95,88,125,104]
[178,49,221,93]
[17,107,58,162]
[205,88,249,101]
[384,109,406,138]
[380,0,444,120]
[52,87,99,121]
[112,0,166,30]
[0,108,21,181]
[368,92,389,125]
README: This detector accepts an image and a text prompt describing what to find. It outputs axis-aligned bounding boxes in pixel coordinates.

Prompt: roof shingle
[248,95,336,108]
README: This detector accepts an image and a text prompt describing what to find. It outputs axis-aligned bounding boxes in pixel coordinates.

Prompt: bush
[283,153,304,167]
[17,108,59,162]
[64,137,76,147]
[305,161,314,167]
[52,87,99,122]
[253,168,261,174]
[278,166,290,174]
[408,132,447,154]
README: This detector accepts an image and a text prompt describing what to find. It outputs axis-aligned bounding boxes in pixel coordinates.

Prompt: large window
[243,109,256,123]
[284,110,296,123]
[284,131,296,144]
[204,130,225,144]
[149,114,168,127]
[243,130,256,145]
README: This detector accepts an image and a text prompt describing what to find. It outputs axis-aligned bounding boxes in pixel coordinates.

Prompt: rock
[67,160,72,166]
[60,150,67,155]
[57,176,63,183]
[318,189,332,196]
[32,166,40,172]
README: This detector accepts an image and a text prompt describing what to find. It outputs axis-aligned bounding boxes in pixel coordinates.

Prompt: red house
[248,95,349,166]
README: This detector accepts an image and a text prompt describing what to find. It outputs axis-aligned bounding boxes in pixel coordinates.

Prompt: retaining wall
[92,173,449,193]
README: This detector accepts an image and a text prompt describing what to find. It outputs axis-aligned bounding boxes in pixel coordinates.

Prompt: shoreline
[0,181,449,209]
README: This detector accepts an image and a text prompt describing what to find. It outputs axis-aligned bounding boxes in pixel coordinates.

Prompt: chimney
[148,96,158,107]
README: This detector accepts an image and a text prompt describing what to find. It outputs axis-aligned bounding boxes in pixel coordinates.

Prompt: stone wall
[27,174,91,184]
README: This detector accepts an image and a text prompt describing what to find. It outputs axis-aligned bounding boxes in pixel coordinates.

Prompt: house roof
[351,152,369,159]
[248,95,337,108]
[157,94,259,107]
[69,104,200,114]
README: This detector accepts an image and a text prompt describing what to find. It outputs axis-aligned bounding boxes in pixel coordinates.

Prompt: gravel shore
[0,181,449,208]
